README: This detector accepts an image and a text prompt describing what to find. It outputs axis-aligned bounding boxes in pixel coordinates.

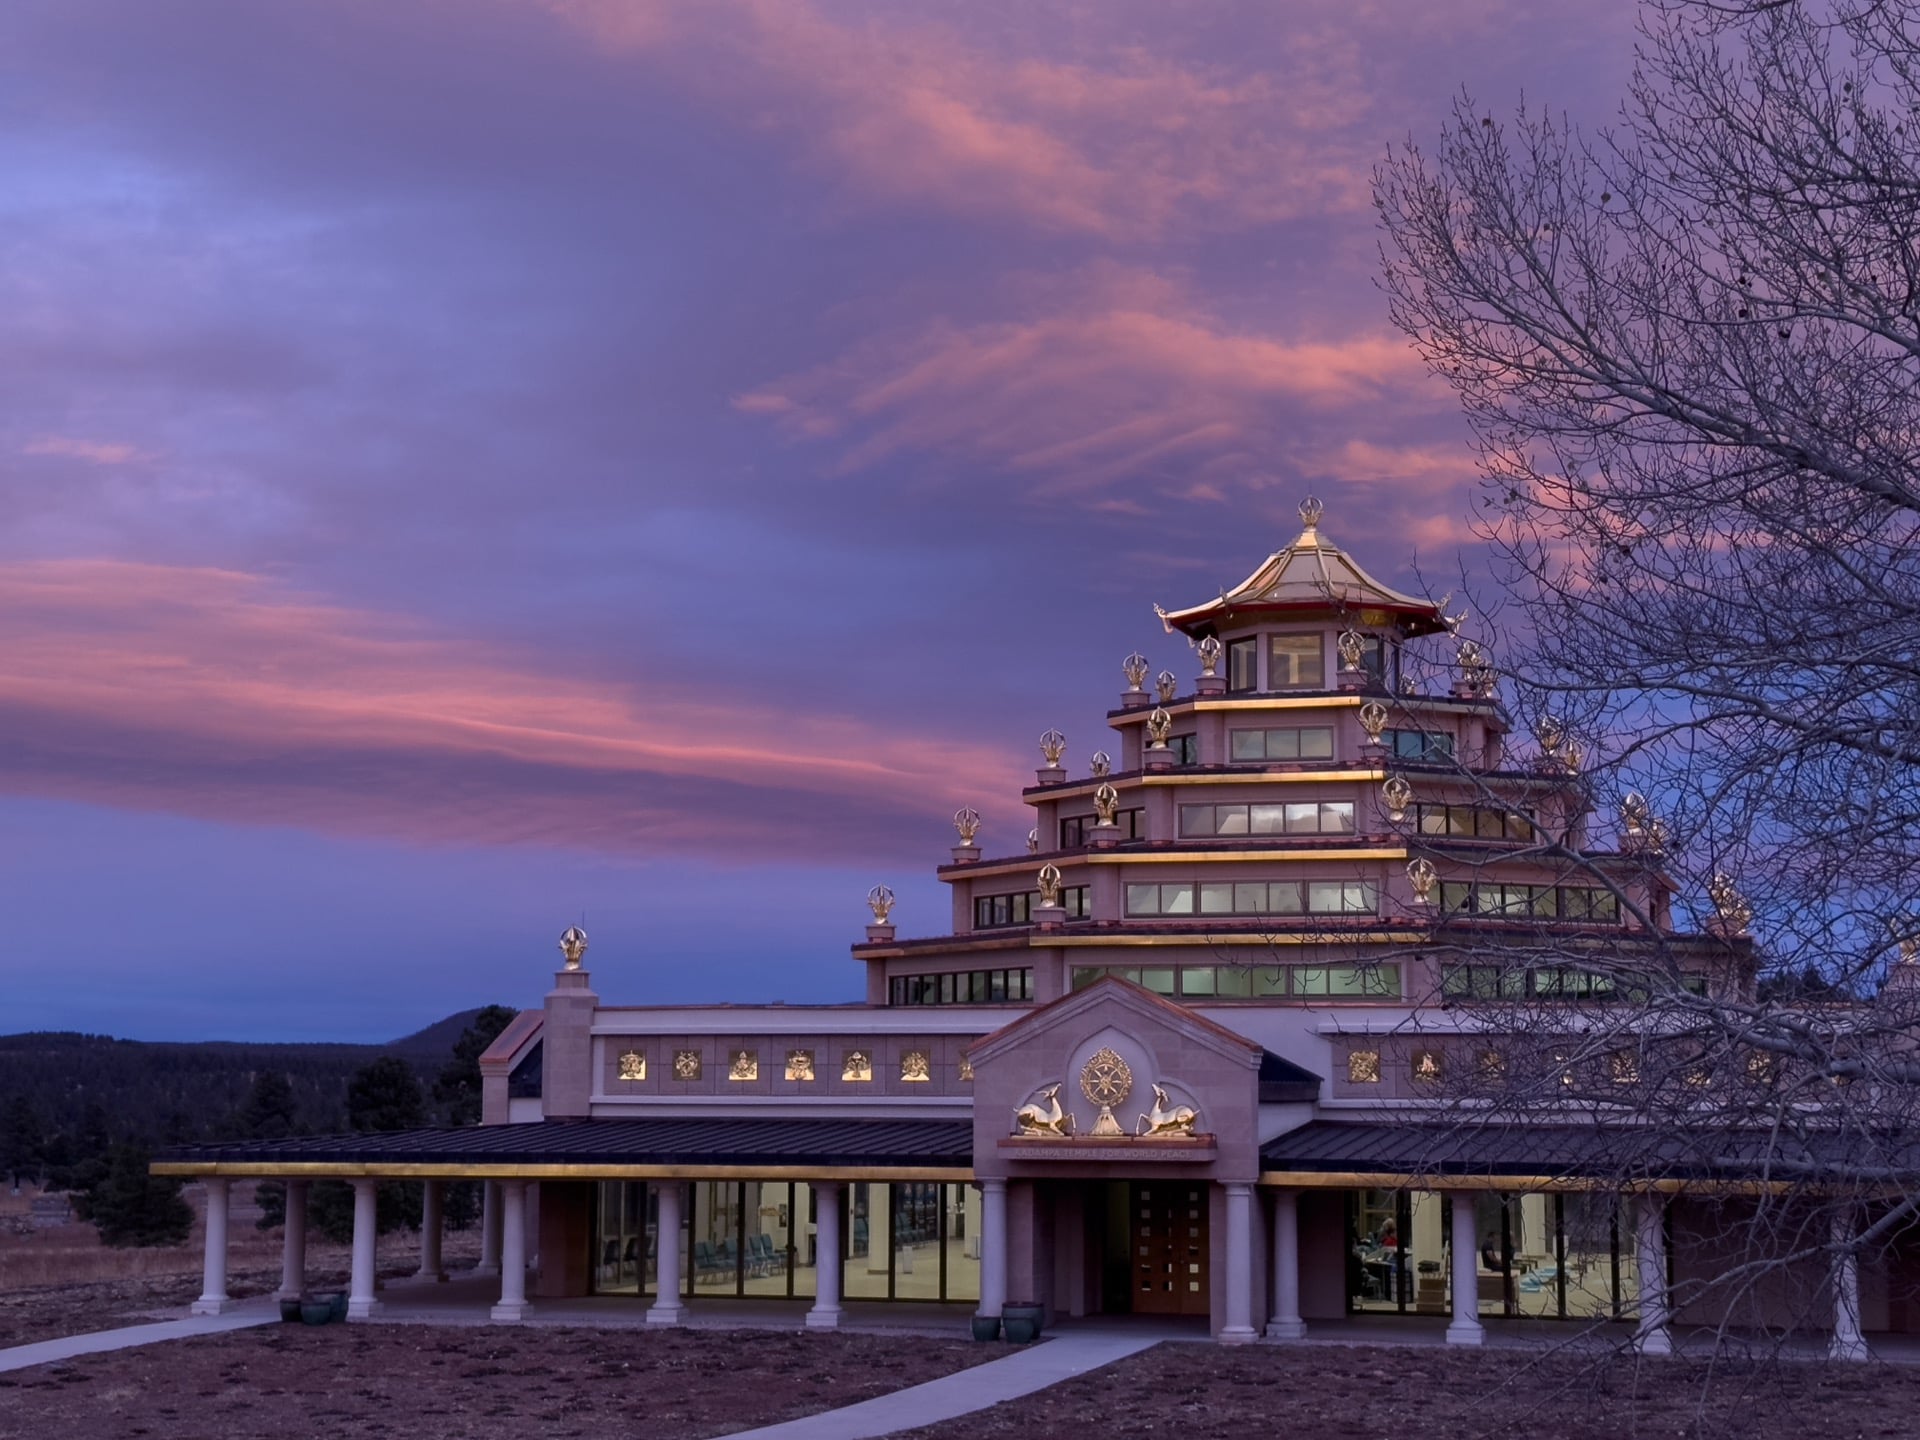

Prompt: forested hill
[0,1007,492,1146]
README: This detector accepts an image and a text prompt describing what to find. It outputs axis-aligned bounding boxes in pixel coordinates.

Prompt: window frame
[1266,632,1326,691]
[1228,725,1336,763]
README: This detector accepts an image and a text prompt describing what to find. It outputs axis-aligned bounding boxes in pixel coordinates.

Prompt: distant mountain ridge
[0,1007,501,1148]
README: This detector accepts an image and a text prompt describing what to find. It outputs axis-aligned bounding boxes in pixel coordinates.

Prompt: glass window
[1161,886,1195,915]
[1267,881,1305,914]
[1169,734,1199,766]
[1360,635,1396,689]
[1125,883,1161,916]
[1227,637,1258,693]
[1140,968,1176,996]
[1199,883,1234,914]
[1231,726,1335,761]
[1307,880,1377,914]
[1387,729,1455,761]
[1214,966,1254,997]
[1180,967,1217,996]
[1181,802,1353,839]
[973,893,1034,928]
[1268,634,1324,690]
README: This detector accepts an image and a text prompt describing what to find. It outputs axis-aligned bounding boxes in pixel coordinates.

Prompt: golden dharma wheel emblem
[1080,1046,1132,1137]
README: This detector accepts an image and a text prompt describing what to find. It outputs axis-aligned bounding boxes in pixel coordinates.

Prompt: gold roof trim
[1157,515,1442,636]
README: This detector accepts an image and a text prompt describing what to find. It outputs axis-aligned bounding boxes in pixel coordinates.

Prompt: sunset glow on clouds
[0,0,1639,1033]
[0,560,1026,858]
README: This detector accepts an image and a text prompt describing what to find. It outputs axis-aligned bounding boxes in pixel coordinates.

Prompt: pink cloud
[23,435,148,465]
[0,560,1028,860]
[734,269,1440,496]
[1308,439,1481,495]
[532,0,1379,237]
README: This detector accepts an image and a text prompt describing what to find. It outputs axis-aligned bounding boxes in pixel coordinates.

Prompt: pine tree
[89,1142,193,1248]
[235,1072,300,1230]
[1,1094,46,1193]
[433,1005,516,1126]
[312,1057,429,1242]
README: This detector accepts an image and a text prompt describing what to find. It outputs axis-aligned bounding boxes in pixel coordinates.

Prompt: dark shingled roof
[1262,1120,1920,1182]
[158,1117,973,1173]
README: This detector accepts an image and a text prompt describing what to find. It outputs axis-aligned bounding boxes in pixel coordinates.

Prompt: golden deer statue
[1137,1084,1198,1138]
[1014,1084,1074,1137]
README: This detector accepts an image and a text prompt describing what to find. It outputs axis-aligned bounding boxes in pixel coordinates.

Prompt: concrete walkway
[0,1305,277,1374]
[718,1331,1161,1440]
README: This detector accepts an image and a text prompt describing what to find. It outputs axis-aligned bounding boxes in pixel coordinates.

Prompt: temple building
[156,502,1917,1353]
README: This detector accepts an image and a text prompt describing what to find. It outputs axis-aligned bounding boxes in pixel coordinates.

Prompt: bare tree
[1372,0,1920,1349]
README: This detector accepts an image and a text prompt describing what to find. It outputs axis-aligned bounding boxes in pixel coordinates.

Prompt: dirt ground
[905,1341,1920,1440]
[0,1323,992,1440]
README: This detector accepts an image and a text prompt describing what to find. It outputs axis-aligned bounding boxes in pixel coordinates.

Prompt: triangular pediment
[966,977,1261,1071]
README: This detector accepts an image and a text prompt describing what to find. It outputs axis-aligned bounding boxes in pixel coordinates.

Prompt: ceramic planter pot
[279,1298,304,1323]
[970,1314,1002,1343]
[1001,1302,1044,1344]
[324,1292,349,1322]
[299,1300,333,1326]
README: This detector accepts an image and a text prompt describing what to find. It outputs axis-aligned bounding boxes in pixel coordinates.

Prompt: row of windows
[889,969,1035,1006]
[1441,964,1706,1000]
[1223,633,1397,694]
[1060,809,1145,848]
[1416,803,1535,840]
[1436,883,1622,922]
[1125,879,1379,917]
[973,886,1090,928]
[1229,726,1336,762]
[1071,963,1401,999]
[1179,801,1356,838]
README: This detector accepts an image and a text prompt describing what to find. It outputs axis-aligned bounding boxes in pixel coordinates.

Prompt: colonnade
[183,1175,1875,1355]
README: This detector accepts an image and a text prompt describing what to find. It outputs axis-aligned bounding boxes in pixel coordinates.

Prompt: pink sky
[0,0,1639,1038]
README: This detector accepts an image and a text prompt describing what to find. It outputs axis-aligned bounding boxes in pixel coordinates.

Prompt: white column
[417,1180,445,1281]
[1221,1182,1257,1343]
[490,1181,529,1320]
[977,1179,1007,1319]
[347,1179,382,1320]
[807,1181,845,1329]
[1635,1192,1672,1355]
[475,1182,501,1275]
[1830,1205,1869,1362]
[1266,1188,1306,1339]
[647,1182,686,1325]
[1445,1191,1484,1346]
[190,1178,233,1315]
[276,1181,308,1302]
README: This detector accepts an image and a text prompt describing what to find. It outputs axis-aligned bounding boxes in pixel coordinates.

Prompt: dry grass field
[0,1181,477,1345]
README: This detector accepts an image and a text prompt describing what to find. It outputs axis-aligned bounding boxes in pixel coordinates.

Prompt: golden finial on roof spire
[1298,496,1325,537]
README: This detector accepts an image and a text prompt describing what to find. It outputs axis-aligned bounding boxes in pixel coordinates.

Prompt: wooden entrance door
[1131,1182,1209,1316]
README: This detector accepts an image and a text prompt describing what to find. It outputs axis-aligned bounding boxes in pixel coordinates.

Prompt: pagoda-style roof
[1156,498,1448,640]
